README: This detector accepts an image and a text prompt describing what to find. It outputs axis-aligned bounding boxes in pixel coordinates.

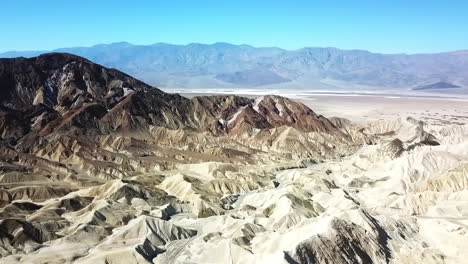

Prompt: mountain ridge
[2,42,468,91]
[3,41,468,56]
[0,52,346,147]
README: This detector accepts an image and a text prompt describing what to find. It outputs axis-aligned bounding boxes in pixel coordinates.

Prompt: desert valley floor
[1,54,467,264]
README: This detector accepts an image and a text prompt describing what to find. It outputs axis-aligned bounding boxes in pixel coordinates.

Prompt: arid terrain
[1,53,467,264]
[299,95,468,126]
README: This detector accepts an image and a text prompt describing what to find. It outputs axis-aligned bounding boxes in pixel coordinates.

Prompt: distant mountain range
[1,42,468,92]
[413,81,461,91]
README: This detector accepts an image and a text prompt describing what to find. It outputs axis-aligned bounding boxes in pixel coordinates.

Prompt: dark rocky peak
[210,95,342,135]
[0,53,161,112]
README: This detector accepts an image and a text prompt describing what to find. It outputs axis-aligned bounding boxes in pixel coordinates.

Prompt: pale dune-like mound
[3,114,468,263]
[75,215,197,264]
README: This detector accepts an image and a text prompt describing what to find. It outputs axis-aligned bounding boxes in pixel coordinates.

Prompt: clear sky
[1,0,467,54]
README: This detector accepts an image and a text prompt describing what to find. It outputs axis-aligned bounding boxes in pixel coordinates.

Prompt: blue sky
[1,0,467,54]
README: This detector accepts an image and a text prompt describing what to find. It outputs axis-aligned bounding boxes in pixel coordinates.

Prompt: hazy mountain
[413,81,461,91]
[215,68,290,86]
[1,42,468,91]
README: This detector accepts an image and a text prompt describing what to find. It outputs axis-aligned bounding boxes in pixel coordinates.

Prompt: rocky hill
[0,53,354,185]
[0,53,344,138]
